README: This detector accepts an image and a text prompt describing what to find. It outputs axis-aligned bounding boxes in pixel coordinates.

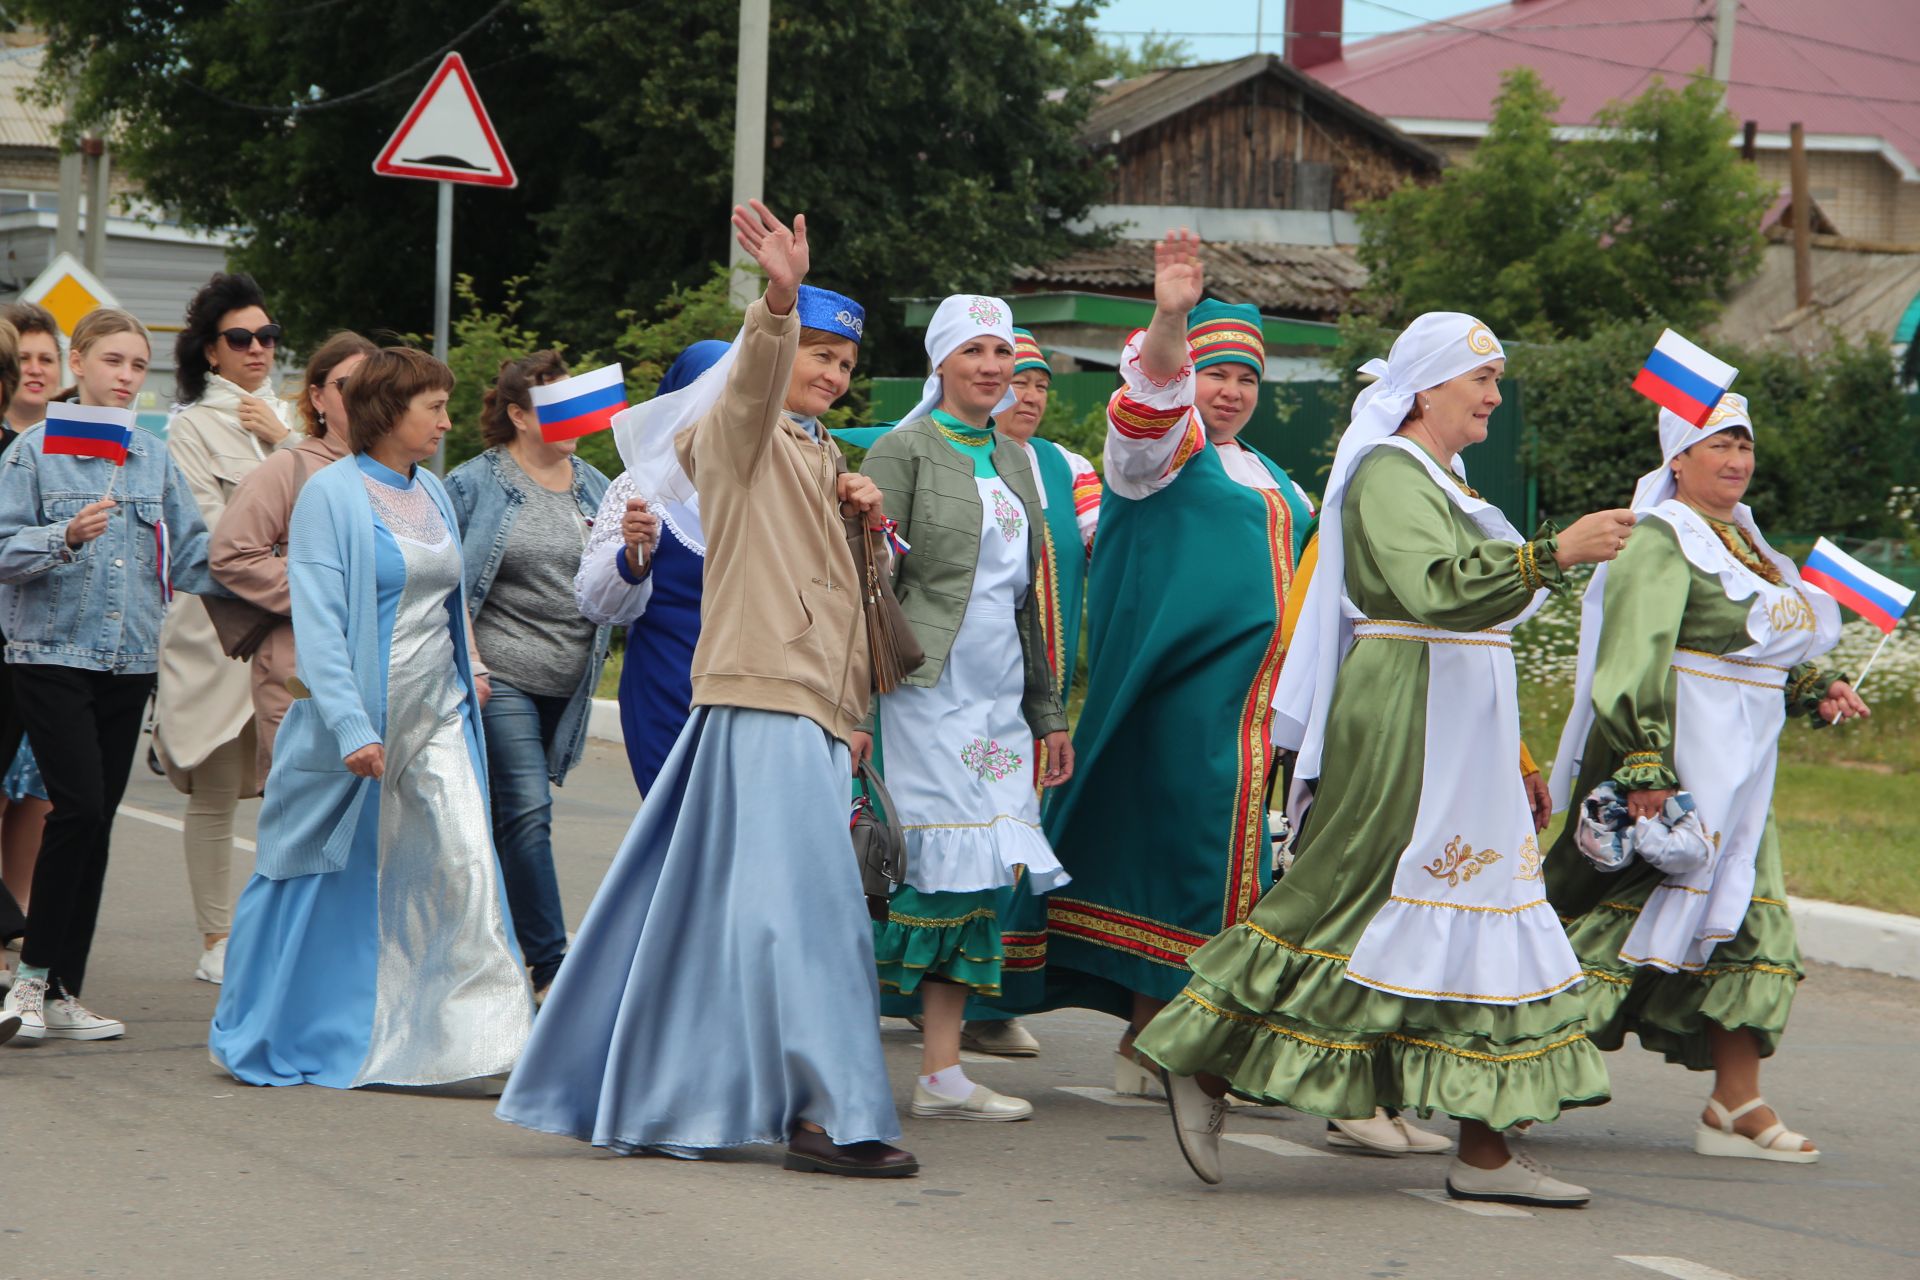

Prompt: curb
[587,699,1920,983]
[1788,896,1920,982]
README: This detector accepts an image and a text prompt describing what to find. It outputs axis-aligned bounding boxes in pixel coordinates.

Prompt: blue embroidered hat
[797,285,865,345]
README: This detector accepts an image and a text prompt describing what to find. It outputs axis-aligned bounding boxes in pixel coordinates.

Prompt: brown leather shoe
[783,1128,919,1178]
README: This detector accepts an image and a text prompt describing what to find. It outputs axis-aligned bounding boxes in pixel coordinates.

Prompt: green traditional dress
[1037,333,1314,1016]
[1136,442,1611,1128]
[1545,505,1843,1069]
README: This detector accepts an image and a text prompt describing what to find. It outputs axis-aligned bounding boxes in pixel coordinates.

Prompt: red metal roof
[1306,0,1920,174]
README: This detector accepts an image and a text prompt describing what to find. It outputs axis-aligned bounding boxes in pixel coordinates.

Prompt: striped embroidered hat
[1187,299,1265,373]
[1012,327,1050,375]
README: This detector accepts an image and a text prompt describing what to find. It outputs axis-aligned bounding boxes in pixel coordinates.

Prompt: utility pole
[728,0,770,309]
[1789,122,1813,308]
[1710,0,1737,99]
[81,136,110,275]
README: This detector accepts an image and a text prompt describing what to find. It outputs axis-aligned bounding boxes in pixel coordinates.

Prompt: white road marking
[1224,1132,1336,1159]
[120,804,257,852]
[1056,1086,1162,1109]
[1399,1187,1535,1218]
[1616,1258,1752,1280]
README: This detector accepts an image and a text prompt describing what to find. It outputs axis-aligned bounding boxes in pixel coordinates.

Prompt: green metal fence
[871,376,1537,531]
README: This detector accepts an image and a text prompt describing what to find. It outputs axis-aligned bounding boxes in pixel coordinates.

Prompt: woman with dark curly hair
[154,272,299,985]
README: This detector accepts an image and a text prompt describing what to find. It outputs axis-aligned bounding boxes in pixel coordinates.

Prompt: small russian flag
[531,364,627,443]
[1802,537,1915,635]
[1632,329,1739,427]
[43,402,135,464]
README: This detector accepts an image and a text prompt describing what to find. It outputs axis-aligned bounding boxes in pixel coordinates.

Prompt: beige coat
[208,430,347,779]
[154,377,298,790]
[677,297,871,745]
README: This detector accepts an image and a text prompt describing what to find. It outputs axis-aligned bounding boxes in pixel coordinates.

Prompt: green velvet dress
[1544,516,1838,1070]
[1135,447,1612,1128]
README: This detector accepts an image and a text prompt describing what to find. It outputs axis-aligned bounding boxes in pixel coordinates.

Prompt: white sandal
[1695,1097,1819,1164]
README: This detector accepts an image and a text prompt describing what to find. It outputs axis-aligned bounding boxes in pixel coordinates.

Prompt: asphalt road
[4,737,1917,1280]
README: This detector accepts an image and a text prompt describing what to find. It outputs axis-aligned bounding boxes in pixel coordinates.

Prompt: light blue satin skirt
[496,706,901,1151]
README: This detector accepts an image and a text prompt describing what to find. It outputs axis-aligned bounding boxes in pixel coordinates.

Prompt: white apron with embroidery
[1340,439,1579,1006]
[1609,501,1840,973]
[878,475,1068,895]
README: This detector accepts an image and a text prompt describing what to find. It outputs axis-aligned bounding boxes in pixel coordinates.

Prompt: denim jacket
[443,447,612,784]
[0,423,216,674]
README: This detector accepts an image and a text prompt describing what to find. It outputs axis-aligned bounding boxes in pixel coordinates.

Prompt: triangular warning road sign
[373,52,517,188]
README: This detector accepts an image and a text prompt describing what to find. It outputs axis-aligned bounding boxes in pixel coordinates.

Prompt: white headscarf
[898,294,1019,426]
[1548,394,1758,809]
[1272,312,1508,787]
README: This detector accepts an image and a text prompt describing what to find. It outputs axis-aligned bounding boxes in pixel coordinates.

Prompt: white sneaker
[961,1018,1041,1057]
[910,1081,1034,1121]
[3,975,47,1042]
[1164,1070,1228,1185]
[1446,1150,1589,1208]
[44,993,126,1041]
[195,937,228,985]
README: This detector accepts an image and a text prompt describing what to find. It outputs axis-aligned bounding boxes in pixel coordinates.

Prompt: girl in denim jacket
[0,308,215,1043]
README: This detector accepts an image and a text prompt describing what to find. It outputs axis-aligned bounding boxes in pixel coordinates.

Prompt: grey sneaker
[1446,1150,1589,1207]
[2,974,46,1042]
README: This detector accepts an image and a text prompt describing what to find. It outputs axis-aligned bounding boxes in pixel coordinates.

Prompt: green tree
[526,0,1113,370]
[25,0,1112,376]
[1062,30,1195,83]
[1357,69,1770,339]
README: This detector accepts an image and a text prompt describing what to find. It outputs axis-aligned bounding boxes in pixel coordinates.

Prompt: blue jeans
[482,681,570,989]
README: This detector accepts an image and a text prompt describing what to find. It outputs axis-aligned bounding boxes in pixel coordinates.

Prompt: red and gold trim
[1048,898,1209,969]
[1034,519,1067,698]
[1002,930,1048,971]
[1071,468,1103,521]
[1162,418,1205,478]
[1221,486,1295,929]
[1109,391,1187,441]
[1188,319,1265,371]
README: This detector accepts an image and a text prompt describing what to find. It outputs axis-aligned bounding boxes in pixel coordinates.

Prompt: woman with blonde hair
[0,309,217,1042]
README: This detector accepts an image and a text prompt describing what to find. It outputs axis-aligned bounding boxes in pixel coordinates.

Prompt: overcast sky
[1090,0,1493,64]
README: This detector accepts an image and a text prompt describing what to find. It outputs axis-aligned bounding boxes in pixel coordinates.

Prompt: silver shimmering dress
[354,473,531,1086]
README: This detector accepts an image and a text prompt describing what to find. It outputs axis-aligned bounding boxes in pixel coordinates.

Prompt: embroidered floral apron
[1340,440,1582,1006]
[1615,501,1841,973]
[878,476,1068,896]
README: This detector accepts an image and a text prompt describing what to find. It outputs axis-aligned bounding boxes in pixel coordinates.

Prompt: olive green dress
[1136,447,1611,1128]
[1544,516,1840,1070]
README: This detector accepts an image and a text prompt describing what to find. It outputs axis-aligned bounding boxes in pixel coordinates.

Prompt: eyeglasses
[330,375,351,393]
[219,325,282,352]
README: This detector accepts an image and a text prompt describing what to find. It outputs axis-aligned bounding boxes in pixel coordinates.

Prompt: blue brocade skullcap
[797,285,865,345]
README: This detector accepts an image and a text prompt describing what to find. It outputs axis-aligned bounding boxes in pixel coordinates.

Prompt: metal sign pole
[432,180,453,474]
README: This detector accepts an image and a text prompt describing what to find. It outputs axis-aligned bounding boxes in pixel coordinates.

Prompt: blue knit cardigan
[252,456,487,879]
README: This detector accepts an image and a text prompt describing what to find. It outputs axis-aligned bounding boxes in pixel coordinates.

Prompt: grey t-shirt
[473,455,597,697]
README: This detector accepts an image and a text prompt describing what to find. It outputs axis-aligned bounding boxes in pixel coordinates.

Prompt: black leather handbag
[850,758,907,920]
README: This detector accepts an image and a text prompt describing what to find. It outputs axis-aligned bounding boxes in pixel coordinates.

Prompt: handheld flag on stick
[1633,329,1739,427]
[1802,538,1914,636]
[531,364,627,443]
[44,402,135,464]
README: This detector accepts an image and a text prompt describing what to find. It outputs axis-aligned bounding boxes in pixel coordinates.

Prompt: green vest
[1028,437,1090,705]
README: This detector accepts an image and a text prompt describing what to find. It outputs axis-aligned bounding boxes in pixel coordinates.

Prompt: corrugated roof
[1712,237,1920,354]
[1083,53,1443,172]
[1015,240,1368,316]
[0,46,59,151]
[1309,0,1920,175]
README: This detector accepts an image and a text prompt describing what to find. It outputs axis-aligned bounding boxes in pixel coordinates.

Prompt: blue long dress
[210,456,532,1088]
[618,526,703,796]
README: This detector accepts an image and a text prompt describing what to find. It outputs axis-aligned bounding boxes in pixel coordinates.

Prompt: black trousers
[14,664,155,995]
[0,648,24,941]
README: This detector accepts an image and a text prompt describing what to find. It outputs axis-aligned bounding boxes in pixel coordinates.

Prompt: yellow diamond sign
[22,252,119,337]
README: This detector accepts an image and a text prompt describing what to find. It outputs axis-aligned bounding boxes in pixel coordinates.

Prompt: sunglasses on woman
[220,325,283,352]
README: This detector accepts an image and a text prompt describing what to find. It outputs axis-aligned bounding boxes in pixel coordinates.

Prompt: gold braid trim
[1705,516,1785,585]
[884,907,997,929]
[1241,920,1352,963]
[1785,666,1824,704]
[1621,750,1664,770]
[1177,991,1593,1063]
[1516,540,1544,593]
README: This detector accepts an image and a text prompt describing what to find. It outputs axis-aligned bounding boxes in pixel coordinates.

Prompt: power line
[177,0,514,114]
